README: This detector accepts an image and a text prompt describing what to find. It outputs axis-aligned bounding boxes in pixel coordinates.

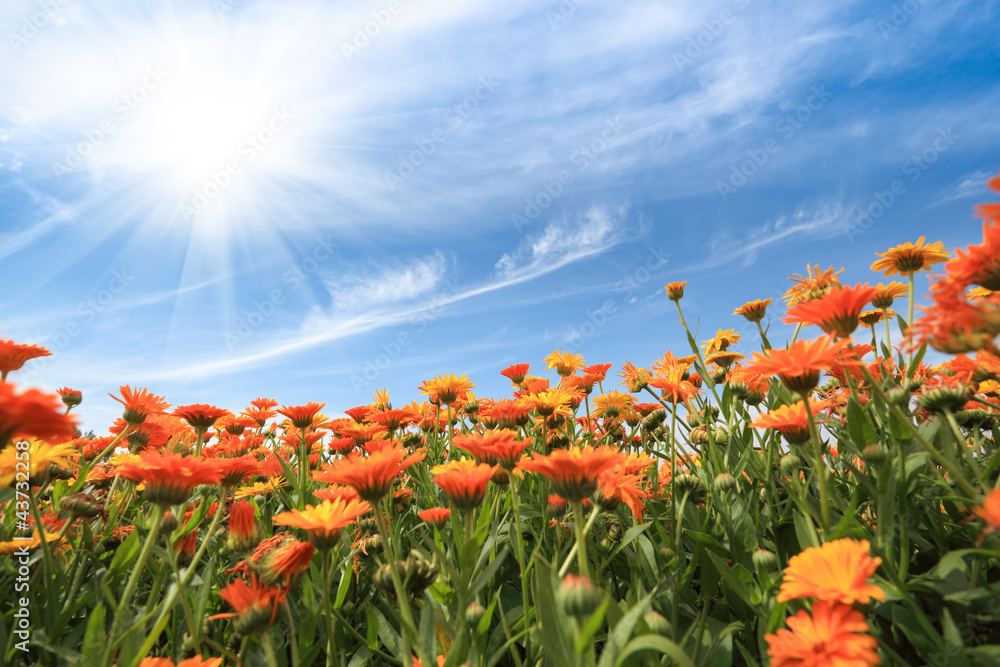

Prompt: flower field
[3,173,1000,667]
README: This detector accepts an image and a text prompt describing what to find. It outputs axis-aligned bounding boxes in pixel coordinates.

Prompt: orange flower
[214,455,261,487]
[0,383,78,447]
[313,442,425,501]
[431,457,495,510]
[544,350,587,377]
[584,363,613,381]
[260,539,316,587]
[501,363,531,384]
[250,397,278,410]
[57,387,82,409]
[749,399,829,445]
[0,340,51,380]
[974,487,1000,533]
[726,364,770,404]
[314,484,361,503]
[747,335,860,394]
[451,429,529,469]
[480,399,533,429]
[734,298,772,322]
[344,405,371,423]
[619,361,652,392]
[765,601,880,667]
[278,402,326,430]
[647,368,702,405]
[117,451,223,506]
[174,404,230,433]
[210,575,287,635]
[243,406,276,426]
[909,281,1000,353]
[419,373,474,405]
[777,539,886,604]
[139,658,223,667]
[419,507,451,528]
[783,284,877,338]
[945,220,1000,291]
[366,407,420,433]
[227,499,257,552]
[595,468,648,519]
[273,498,371,549]
[519,445,621,501]
[664,281,687,301]
[871,235,950,276]
[110,385,170,426]
[784,265,844,307]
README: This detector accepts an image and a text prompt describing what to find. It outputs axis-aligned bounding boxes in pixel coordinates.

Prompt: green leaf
[469,547,509,599]
[906,343,928,379]
[615,634,695,667]
[574,594,611,655]
[596,592,653,667]
[532,559,573,667]
[107,530,140,579]
[610,523,651,559]
[419,595,437,664]
[173,496,212,541]
[333,561,352,610]
[81,602,106,667]
[442,628,470,667]
[364,607,379,652]
[347,646,371,667]
[374,607,402,656]
[846,397,878,448]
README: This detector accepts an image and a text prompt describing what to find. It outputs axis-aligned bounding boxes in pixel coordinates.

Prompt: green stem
[107,504,165,662]
[860,366,979,499]
[322,549,338,667]
[905,271,916,372]
[801,396,831,536]
[126,487,229,665]
[571,500,590,579]
[261,631,281,667]
[373,502,422,667]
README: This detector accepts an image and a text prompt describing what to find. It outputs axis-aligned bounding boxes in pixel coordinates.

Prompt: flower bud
[779,454,802,474]
[161,511,179,536]
[644,610,672,636]
[61,492,105,519]
[861,444,886,466]
[752,548,779,572]
[557,575,603,619]
[674,474,707,504]
[713,473,738,495]
[465,601,486,626]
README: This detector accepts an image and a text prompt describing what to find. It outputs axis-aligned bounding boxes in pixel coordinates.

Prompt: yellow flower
[543,350,587,377]
[871,236,950,276]
[777,539,886,604]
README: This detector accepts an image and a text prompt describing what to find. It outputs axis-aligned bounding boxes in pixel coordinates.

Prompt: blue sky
[2,0,999,433]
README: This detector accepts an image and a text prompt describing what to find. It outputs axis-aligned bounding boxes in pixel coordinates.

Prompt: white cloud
[495,204,628,280]
[324,251,449,314]
[693,198,850,270]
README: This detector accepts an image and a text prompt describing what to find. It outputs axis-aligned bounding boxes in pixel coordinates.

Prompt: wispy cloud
[323,251,449,314]
[688,197,850,271]
[138,204,633,380]
[931,169,995,206]
[496,204,628,280]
